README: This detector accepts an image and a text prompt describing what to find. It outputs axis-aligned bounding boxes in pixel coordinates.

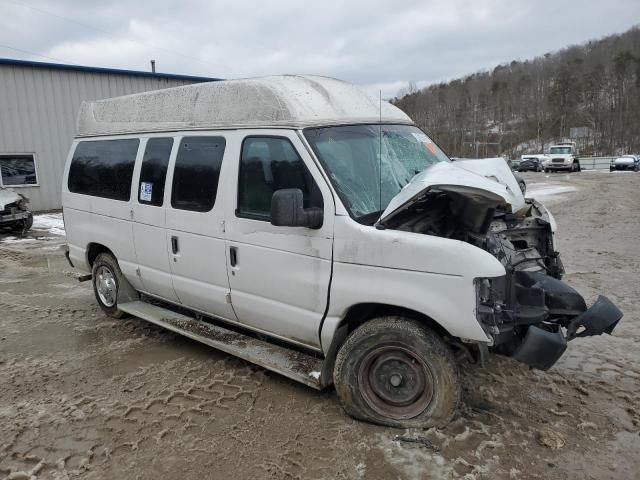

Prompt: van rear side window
[68,139,140,201]
[171,136,226,212]
[138,138,173,206]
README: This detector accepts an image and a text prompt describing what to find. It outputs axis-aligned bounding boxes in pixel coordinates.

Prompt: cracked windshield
[304,124,449,221]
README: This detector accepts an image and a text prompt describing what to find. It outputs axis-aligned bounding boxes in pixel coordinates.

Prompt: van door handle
[229,246,238,267]
[171,236,179,254]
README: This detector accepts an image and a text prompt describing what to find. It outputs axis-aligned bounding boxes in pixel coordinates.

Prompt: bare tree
[392,26,640,158]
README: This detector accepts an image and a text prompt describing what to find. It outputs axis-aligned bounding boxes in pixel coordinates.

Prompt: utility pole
[473,104,478,157]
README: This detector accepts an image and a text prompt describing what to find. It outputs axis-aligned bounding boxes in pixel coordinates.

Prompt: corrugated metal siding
[0,65,198,211]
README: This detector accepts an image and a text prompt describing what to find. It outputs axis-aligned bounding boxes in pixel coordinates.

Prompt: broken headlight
[17,194,30,211]
[476,278,492,303]
[474,276,509,335]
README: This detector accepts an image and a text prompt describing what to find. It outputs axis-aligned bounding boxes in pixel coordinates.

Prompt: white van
[62,76,622,428]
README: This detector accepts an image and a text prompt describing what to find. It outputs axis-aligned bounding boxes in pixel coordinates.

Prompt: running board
[118,300,325,390]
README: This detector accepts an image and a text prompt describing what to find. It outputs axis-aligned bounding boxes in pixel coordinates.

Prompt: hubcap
[358,344,434,419]
[95,266,117,307]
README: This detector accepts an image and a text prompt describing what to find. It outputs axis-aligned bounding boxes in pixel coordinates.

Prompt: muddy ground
[1,172,639,479]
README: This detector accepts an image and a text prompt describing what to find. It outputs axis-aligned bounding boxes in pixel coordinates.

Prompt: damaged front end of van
[376,158,623,370]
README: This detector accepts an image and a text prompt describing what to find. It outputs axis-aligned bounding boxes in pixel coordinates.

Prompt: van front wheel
[333,317,460,428]
[92,253,127,318]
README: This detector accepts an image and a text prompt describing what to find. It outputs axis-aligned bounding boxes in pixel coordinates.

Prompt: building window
[237,136,323,220]
[171,136,226,212]
[68,139,140,201]
[0,155,38,186]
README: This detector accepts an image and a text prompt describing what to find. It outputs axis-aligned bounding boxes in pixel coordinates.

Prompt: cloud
[1,0,639,98]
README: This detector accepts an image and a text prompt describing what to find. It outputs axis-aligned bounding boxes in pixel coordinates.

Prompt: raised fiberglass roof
[75,75,413,136]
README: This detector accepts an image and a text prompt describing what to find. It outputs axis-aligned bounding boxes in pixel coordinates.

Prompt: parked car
[0,187,33,232]
[62,76,623,428]
[545,143,581,172]
[610,155,640,171]
[519,155,546,172]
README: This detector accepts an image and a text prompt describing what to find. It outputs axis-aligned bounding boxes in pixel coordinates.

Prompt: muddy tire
[333,317,460,428]
[518,180,526,194]
[92,253,127,318]
[11,213,33,233]
[23,213,33,231]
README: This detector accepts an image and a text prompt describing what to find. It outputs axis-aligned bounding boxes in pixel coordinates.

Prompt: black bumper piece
[566,295,623,340]
[512,326,567,370]
[510,295,622,370]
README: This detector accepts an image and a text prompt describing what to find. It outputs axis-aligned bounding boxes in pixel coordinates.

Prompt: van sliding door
[131,137,180,303]
[164,135,237,322]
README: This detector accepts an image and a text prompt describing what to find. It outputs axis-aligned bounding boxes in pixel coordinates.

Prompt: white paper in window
[140,182,153,202]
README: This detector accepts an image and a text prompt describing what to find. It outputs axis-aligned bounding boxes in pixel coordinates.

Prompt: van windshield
[304,124,449,221]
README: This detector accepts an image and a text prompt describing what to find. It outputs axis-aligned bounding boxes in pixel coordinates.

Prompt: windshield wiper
[355,209,385,226]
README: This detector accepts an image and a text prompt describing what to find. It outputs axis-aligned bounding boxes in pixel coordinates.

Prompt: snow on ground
[0,236,39,244]
[32,213,65,236]
[527,184,577,199]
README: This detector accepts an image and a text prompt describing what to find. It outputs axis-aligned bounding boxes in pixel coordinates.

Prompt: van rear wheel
[92,253,127,318]
[333,317,460,428]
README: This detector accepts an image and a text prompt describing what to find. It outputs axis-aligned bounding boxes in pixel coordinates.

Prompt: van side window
[171,136,226,212]
[68,139,139,201]
[238,137,323,220]
[138,138,173,206]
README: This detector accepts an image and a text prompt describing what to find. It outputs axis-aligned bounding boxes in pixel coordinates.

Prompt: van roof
[76,75,413,137]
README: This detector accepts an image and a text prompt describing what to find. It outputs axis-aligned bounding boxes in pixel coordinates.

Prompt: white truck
[544,142,581,172]
[61,76,622,428]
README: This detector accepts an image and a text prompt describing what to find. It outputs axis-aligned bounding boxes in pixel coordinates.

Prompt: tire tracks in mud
[2,178,640,480]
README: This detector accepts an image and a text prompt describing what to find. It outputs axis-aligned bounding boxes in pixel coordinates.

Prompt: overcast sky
[1,0,639,98]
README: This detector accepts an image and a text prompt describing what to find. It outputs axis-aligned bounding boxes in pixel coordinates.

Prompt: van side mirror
[270,189,323,229]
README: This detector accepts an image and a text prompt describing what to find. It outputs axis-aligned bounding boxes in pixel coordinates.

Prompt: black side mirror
[270,188,323,229]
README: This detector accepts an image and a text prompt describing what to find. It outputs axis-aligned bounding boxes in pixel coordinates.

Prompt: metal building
[0,58,216,211]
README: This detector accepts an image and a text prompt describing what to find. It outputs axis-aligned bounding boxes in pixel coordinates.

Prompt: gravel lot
[1,172,639,479]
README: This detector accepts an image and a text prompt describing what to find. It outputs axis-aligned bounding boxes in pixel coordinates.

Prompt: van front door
[165,135,236,322]
[224,131,334,350]
[132,137,180,303]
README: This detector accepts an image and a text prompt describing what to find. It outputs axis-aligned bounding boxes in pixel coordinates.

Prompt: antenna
[379,90,382,213]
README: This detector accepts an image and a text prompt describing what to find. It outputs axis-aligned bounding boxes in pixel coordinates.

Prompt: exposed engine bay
[378,186,623,370]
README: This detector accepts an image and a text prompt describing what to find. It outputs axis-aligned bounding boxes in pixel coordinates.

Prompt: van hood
[379,159,525,225]
[0,188,25,211]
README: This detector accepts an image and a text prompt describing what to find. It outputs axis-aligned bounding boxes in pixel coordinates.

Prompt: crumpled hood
[380,159,525,224]
[0,188,23,211]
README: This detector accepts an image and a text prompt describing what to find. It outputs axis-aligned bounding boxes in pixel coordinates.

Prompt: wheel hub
[358,345,434,419]
[95,266,117,307]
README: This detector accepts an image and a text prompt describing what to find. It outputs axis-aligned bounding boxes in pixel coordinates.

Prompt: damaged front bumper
[0,210,30,225]
[476,272,623,370]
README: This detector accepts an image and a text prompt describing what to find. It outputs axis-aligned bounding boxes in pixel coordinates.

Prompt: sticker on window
[140,182,153,202]
[411,132,430,143]
[411,132,437,154]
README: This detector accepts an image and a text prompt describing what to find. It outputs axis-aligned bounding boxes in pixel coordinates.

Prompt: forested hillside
[393,27,640,158]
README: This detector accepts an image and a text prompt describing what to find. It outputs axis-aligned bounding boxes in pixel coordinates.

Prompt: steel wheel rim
[95,265,117,307]
[358,344,434,420]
